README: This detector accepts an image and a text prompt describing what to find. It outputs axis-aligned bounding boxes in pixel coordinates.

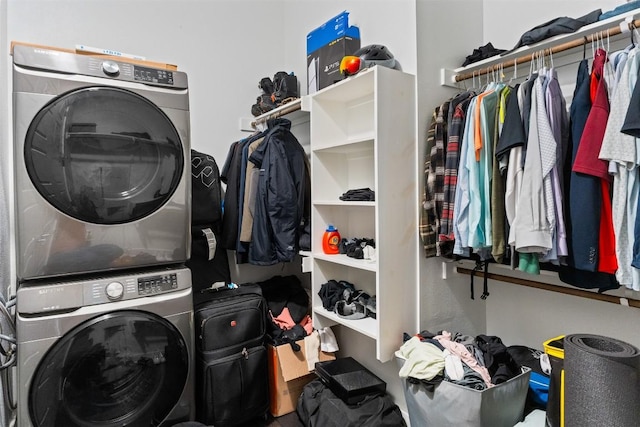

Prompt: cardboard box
[306,11,360,94]
[267,337,335,417]
[10,41,178,70]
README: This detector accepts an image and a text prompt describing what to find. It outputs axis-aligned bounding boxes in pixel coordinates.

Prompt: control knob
[105,281,124,300]
[102,60,120,77]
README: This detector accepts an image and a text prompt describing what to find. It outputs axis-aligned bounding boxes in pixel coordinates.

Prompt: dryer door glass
[24,86,184,225]
[28,310,189,427]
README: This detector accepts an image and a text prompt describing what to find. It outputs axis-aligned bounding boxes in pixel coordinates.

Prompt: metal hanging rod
[251,98,302,128]
[457,266,640,308]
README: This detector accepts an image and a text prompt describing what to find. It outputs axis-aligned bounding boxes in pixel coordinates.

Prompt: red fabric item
[300,315,313,335]
[271,307,297,330]
[589,48,607,102]
[598,180,618,274]
[271,309,314,335]
[573,58,611,181]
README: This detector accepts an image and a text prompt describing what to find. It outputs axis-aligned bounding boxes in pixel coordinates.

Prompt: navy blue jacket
[249,118,310,265]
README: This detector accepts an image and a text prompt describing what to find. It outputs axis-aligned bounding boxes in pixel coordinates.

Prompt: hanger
[527,53,535,79]
[508,59,518,86]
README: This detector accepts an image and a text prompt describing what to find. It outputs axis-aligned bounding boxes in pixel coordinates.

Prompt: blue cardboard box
[306,11,360,94]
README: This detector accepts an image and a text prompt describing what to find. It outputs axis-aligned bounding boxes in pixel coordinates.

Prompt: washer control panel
[137,273,179,295]
[16,267,191,315]
[105,281,125,300]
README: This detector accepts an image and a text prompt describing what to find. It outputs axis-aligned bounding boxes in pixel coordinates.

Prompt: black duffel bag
[297,379,406,427]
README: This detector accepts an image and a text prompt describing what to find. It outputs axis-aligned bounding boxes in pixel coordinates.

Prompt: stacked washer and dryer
[12,44,195,427]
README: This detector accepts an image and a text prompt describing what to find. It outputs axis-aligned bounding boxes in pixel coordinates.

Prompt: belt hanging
[481,261,490,300]
[469,260,490,300]
[470,260,482,300]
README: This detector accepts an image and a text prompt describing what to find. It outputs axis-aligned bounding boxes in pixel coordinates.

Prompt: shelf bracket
[440,68,459,88]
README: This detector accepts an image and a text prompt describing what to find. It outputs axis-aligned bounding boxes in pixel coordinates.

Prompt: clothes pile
[396,330,549,396]
[257,275,312,348]
[339,237,376,260]
[339,187,375,201]
[317,279,376,320]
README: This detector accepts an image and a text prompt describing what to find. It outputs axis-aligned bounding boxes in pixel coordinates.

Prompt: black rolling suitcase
[194,283,269,426]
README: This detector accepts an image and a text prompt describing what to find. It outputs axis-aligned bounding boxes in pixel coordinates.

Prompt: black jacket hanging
[249,118,310,265]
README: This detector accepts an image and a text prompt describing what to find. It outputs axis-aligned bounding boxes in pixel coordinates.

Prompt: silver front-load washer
[16,267,194,427]
[12,44,191,281]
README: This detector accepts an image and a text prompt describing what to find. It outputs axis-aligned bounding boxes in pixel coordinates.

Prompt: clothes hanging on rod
[220,118,310,266]
[598,44,640,290]
[423,39,640,292]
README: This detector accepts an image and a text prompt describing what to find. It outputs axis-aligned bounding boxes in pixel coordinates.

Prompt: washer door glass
[24,86,184,225]
[29,310,189,427]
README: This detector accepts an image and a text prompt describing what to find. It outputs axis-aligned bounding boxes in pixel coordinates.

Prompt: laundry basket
[396,356,530,427]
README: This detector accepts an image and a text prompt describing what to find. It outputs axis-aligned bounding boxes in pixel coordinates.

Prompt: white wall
[483,0,618,51]
[416,0,489,340]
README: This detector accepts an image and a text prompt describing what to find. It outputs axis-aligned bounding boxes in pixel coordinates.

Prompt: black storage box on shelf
[314,357,386,404]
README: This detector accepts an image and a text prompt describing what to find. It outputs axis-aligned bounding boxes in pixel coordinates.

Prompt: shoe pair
[339,237,376,259]
[250,72,299,117]
[334,291,376,320]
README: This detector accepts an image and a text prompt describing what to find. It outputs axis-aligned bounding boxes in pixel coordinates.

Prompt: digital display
[138,273,178,295]
[133,65,174,85]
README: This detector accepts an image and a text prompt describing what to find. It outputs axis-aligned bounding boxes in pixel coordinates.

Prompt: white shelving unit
[307,66,418,362]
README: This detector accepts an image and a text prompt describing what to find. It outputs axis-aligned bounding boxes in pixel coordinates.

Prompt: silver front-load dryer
[12,44,191,281]
[16,267,194,427]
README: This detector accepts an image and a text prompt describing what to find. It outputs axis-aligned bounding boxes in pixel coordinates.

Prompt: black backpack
[190,149,223,231]
[187,149,231,297]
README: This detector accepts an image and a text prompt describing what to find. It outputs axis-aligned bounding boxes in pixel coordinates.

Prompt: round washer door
[29,310,189,427]
[24,86,184,225]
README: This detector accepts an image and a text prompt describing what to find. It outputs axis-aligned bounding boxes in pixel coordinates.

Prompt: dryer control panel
[12,44,188,89]
[134,65,174,85]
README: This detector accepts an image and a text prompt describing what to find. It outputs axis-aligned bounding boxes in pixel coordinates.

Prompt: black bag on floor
[194,283,269,427]
[297,378,406,427]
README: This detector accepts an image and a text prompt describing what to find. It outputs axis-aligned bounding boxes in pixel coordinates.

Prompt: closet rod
[457,267,640,308]
[454,17,640,83]
[251,99,302,127]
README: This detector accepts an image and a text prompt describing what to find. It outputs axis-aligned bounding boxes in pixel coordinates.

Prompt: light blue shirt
[453,97,477,257]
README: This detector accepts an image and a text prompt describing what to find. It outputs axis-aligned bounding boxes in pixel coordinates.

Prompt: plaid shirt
[420,107,439,257]
[439,96,473,257]
[421,101,449,257]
